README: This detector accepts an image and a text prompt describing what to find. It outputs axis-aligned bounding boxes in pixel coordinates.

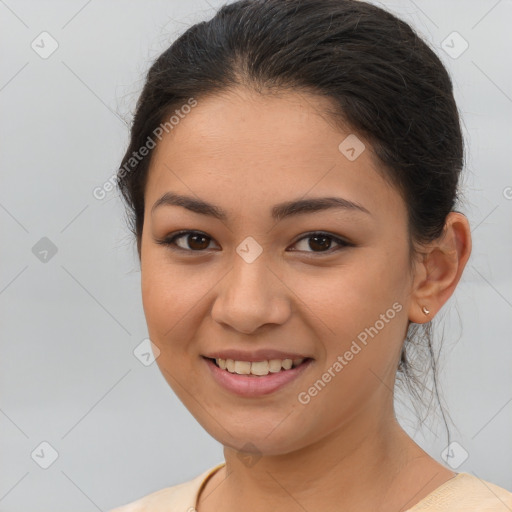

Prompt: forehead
[145,87,404,223]
[154,88,351,163]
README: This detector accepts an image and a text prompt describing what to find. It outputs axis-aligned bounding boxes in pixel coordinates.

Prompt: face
[140,88,415,455]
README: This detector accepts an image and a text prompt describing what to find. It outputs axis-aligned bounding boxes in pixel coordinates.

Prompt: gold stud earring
[422,305,430,315]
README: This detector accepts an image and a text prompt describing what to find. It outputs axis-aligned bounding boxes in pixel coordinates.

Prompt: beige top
[109,462,512,511]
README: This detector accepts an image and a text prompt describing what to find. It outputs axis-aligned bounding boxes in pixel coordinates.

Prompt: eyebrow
[151,191,371,221]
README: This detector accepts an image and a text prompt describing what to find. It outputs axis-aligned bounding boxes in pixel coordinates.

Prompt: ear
[408,212,472,324]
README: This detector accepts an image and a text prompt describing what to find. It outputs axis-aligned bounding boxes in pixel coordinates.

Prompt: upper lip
[203,349,311,362]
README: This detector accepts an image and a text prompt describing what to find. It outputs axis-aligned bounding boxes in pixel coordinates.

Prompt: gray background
[1,1,511,511]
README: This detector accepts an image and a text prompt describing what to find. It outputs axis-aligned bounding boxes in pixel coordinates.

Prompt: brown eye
[291,232,350,253]
[156,230,216,252]
[156,230,352,255]
[185,233,210,250]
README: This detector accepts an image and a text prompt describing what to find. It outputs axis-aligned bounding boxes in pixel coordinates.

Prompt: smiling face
[140,87,416,455]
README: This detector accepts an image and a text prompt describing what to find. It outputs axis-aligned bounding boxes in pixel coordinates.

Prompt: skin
[139,87,472,512]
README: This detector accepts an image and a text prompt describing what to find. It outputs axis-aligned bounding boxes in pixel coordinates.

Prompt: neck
[198,396,450,512]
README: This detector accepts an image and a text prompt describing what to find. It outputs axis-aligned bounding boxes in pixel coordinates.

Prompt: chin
[194,408,310,456]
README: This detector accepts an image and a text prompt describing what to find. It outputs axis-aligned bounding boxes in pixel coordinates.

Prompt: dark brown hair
[117,0,466,440]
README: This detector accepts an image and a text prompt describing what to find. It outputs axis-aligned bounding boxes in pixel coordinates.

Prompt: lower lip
[203,357,313,397]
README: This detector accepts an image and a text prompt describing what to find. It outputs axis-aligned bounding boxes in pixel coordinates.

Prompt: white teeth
[282,359,292,370]
[234,361,251,375]
[251,361,269,375]
[269,359,282,373]
[214,357,305,376]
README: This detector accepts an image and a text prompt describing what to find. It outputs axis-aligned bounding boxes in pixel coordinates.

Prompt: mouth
[205,356,311,376]
[202,355,314,397]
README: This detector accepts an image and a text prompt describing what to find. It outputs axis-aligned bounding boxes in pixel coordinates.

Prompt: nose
[210,256,291,334]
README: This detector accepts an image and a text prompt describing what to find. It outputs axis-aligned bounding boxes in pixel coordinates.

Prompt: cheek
[140,249,199,342]
[140,254,206,390]
[140,247,222,358]
[291,247,409,383]
[296,249,406,334]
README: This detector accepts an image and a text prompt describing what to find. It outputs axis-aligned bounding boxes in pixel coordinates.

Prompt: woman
[110,0,512,510]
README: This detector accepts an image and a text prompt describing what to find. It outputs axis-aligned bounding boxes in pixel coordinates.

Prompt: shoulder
[108,481,194,512]
[108,463,225,512]
[409,473,512,511]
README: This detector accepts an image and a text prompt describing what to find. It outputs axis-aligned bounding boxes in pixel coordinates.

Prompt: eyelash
[155,230,353,256]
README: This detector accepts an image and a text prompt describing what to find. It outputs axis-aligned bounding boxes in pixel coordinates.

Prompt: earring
[422,305,430,315]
